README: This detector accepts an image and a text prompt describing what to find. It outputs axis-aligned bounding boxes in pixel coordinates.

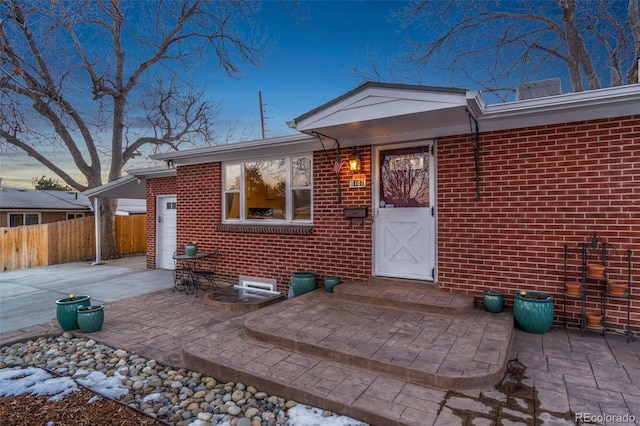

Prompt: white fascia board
[150,134,319,166]
[478,84,640,131]
[127,166,176,179]
[83,175,146,199]
[295,86,469,132]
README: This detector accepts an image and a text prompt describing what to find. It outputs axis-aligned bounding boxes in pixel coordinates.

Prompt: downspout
[92,197,102,265]
[467,110,481,200]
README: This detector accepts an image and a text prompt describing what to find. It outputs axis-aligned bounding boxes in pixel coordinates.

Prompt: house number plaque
[349,178,366,188]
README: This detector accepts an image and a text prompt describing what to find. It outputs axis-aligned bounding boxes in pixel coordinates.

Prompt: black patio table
[172,252,211,296]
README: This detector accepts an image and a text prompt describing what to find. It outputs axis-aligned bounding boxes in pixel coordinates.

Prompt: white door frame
[156,195,177,270]
[372,140,437,280]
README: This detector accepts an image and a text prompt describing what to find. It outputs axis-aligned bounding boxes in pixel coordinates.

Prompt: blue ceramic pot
[483,290,504,313]
[185,243,197,257]
[324,276,340,293]
[513,291,554,334]
[77,305,104,333]
[56,295,91,331]
[290,271,316,296]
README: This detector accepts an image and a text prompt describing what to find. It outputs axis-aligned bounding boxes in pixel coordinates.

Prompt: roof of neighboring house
[0,188,93,211]
[116,198,146,215]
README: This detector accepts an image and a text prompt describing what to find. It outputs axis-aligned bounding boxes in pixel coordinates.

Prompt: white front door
[156,195,177,269]
[374,143,436,280]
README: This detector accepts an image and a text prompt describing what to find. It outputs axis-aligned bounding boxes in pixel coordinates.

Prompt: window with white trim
[8,213,40,227]
[67,213,85,220]
[223,155,312,223]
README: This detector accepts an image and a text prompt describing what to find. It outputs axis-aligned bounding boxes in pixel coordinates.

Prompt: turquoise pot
[513,291,554,334]
[185,243,197,257]
[324,276,340,293]
[290,271,316,296]
[56,295,91,331]
[77,305,104,333]
[483,290,504,313]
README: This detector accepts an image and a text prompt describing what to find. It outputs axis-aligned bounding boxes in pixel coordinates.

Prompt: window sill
[217,223,313,235]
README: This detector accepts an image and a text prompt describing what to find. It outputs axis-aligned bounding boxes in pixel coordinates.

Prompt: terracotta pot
[586,312,602,328]
[565,281,582,296]
[607,280,628,296]
[587,263,605,278]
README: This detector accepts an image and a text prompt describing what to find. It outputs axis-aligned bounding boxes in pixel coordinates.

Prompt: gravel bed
[0,332,356,425]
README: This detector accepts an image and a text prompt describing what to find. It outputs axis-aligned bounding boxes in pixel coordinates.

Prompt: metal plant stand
[562,232,634,342]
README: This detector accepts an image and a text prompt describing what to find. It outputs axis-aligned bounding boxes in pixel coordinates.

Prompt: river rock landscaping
[0,332,364,425]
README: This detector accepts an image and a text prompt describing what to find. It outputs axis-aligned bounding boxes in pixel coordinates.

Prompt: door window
[379,147,430,208]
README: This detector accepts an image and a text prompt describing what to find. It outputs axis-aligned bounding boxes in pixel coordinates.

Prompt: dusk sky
[1,1,577,189]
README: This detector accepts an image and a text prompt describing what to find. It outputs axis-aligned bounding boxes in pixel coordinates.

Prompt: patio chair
[192,248,220,293]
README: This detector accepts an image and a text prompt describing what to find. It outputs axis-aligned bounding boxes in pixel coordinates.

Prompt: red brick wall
[437,115,640,331]
[147,114,639,333]
[165,148,372,292]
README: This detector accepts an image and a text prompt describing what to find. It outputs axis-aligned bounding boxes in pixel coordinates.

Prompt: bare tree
[0,0,269,258]
[362,0,639,100]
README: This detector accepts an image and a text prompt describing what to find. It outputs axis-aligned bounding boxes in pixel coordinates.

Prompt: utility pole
[258,90,265,138]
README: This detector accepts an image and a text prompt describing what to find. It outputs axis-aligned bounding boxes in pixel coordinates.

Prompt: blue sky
[2,0,579,189]
[213,1,411,139]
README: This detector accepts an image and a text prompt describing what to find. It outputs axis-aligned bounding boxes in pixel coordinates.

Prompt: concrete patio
[0,260,638,425]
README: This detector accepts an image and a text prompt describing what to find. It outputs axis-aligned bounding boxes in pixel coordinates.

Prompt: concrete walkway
[0,255,173,334]
[0,261,638,425]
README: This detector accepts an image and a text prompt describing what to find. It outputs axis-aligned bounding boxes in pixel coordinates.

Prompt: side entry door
[156,195,177,269]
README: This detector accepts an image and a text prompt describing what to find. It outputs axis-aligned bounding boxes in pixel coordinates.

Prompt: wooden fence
[115,214,146,255]
[1,215,146,272]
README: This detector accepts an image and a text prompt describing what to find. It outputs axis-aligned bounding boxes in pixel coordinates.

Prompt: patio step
[183,285,514,425]
[333,278,475,316]
[243,288,512,391]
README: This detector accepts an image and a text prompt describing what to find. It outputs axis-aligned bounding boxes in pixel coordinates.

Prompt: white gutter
[151,133,317,166]
[478,83,640,131]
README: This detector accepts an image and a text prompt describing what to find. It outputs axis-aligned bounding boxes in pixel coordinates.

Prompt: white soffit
[83,167,175,199]
[83,175,147,199]
[291,82,473,144]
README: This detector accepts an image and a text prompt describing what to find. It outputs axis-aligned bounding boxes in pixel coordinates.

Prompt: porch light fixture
[348,148,361,173]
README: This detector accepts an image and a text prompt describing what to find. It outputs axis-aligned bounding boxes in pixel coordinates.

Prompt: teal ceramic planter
[290,271,316,296]
[185,243,197,257]
[77,305,104,333]
[56,295,91,331]
[324,275,340,293]
[513,291,554,334]
[483,290,504,313]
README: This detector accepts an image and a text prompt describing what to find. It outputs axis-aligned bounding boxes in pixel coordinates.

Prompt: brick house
[90,82,640,333]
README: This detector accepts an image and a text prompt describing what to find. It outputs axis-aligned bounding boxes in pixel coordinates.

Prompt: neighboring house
[86,81,640,333]
[0,188,93,227]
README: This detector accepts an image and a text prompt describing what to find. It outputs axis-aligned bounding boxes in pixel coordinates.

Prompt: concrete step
[333,278,475,316]
[243,288,512,390]
[183,285,514,425]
